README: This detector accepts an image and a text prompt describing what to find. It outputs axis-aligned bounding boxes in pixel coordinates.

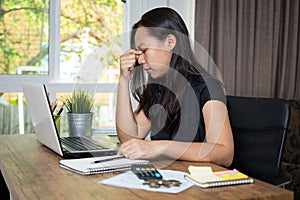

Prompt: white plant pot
[67,112,93,137]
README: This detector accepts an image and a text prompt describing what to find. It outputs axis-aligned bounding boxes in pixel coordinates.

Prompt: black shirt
[149,74,226,142]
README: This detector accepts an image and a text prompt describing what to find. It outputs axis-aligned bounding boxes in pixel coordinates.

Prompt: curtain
[194,0,300,100]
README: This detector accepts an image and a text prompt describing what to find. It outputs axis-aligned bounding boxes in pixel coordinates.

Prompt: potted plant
[63,90,95,137]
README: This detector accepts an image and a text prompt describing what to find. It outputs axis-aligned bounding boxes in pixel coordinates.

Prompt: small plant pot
[67,112,93,137]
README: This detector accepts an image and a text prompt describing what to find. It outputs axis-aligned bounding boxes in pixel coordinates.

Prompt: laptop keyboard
[60,137,109,151]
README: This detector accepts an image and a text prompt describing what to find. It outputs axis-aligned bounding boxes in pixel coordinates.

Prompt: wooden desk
[0,134,294,200]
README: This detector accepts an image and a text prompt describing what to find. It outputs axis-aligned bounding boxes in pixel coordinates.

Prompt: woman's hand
[117,138,164,160]
[120,49,142,80]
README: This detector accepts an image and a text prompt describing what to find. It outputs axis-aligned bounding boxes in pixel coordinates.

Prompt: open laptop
[22,83,118,158]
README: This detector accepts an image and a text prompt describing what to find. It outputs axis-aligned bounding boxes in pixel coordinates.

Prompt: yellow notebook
[185,166,254,188]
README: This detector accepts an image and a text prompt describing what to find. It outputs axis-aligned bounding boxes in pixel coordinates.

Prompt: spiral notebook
[60,155,149,175]
[185,166,254,188]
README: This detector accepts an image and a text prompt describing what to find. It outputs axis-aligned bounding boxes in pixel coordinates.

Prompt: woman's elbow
[223,150,234,167]
[221,146,234,167]
[210,145,234,167]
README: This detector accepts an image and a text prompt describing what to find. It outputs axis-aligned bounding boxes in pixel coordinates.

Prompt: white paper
[99,170,193,194]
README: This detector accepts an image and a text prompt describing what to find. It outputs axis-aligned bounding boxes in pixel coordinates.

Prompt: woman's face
[134,27,174,79]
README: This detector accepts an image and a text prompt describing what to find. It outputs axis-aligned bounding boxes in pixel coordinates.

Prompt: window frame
[0,0,194,93]
[0,0,194,134]
[0,0,55,92]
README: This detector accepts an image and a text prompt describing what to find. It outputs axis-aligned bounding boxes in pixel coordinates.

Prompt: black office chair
[226,95,292,187]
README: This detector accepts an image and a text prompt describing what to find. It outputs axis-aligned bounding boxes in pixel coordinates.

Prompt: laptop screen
[22,83,64,156]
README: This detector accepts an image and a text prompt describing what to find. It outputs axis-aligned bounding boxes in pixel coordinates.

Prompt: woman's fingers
[120,50,142,79]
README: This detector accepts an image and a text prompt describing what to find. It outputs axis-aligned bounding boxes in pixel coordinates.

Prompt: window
[0,0,50,76]
[0,0,193,134]
[59,1,123,83]
[0,0,124,134]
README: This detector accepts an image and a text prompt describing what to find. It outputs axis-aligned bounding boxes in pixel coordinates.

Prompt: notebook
[22,83,118,159]
[60,155,149,175]
[185,166,254,188]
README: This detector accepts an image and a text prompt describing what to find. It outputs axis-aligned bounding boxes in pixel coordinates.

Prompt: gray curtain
[195,0,300,100]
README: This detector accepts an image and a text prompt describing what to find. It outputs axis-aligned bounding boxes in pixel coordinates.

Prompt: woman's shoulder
[187,74,221,89]
[187,74,205,86]
[187,74,226,102]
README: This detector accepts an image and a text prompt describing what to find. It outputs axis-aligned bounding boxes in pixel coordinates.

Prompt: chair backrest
[226,95,291,180]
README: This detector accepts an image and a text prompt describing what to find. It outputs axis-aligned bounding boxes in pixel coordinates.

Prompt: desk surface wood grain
[0,134,294,200]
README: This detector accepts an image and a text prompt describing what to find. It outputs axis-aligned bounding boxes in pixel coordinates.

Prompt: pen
[51,100,57,112]
[91,155,125,164]
[56,103,64,116]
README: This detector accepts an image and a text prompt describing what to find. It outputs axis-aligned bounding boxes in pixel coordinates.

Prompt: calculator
[131,163,163,180]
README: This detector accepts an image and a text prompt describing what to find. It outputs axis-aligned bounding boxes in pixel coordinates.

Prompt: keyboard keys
[60,137,108,151]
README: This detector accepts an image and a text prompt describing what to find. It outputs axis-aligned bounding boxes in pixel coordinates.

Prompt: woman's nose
[137,54,146,64]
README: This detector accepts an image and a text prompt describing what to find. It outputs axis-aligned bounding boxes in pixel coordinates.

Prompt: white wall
[122,0,195,51]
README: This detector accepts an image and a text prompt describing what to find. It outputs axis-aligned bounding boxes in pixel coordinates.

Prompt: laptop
[22,83,118,158]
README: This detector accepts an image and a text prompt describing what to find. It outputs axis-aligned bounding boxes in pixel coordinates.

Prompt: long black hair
[130,7,210,133]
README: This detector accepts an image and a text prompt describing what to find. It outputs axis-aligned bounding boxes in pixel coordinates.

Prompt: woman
[116,7,233,167]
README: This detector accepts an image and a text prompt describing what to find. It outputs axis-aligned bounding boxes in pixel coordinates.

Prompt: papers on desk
[100,170,193,194]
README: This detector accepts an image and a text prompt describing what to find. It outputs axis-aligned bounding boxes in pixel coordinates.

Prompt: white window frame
[0,0,194,93]
[0,0,195,134]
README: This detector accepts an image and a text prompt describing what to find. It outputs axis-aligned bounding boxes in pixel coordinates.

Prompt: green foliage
[63,90,95,113]
[0,0,123,74]
[0,0,49,73]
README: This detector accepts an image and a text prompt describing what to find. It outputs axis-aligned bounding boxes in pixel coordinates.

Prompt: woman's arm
[116,50,151,143]
[116,78,151,142]
[200,100,234,166]
[168,100,234,166]
[118,100,234,167]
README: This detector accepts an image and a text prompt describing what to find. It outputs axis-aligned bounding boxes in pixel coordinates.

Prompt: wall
[122,0,195,51]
